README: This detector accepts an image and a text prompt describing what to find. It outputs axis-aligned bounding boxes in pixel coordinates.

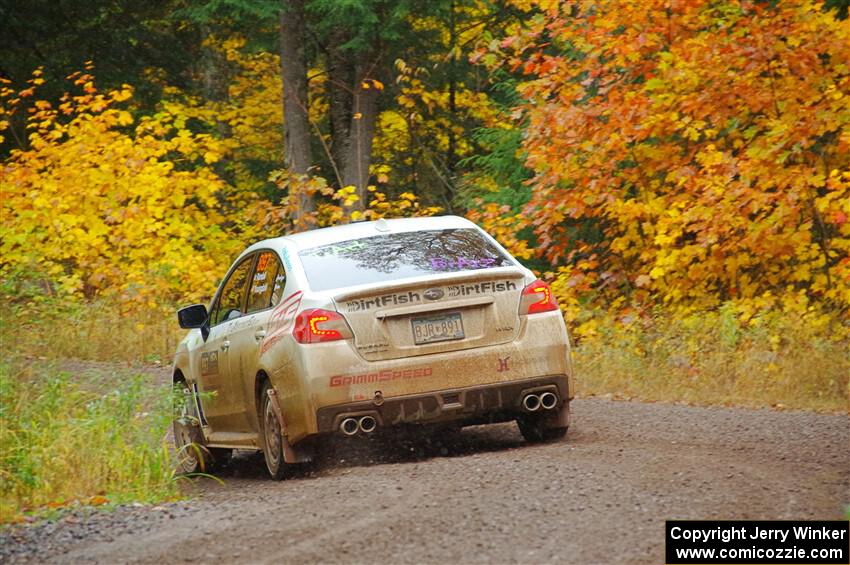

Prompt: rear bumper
[269,309,572,443]
[316,374,569,433]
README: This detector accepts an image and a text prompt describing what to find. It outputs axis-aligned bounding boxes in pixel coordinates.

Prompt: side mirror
[177,304,208,329]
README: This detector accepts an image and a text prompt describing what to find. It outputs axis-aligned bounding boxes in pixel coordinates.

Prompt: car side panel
[224,311,266,432]
[195,322,232,430]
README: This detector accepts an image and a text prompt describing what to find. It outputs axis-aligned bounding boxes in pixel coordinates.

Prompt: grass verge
[0,362,179,523]
[1,296,181,364]
[572,306,849,412]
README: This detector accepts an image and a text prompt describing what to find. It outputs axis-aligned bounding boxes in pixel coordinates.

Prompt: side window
[210,256,254,326]
[246,252,284,314]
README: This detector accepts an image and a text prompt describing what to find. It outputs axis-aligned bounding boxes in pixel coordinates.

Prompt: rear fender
[262,380,312,463]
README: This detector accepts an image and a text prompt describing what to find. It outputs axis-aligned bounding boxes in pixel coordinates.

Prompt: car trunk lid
[333,267,526,361]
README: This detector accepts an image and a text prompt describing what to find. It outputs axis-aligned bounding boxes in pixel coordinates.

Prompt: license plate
[411,312,464,345]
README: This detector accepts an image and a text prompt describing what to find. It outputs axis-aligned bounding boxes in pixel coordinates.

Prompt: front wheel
[173,380,212,473]
[260,381,293,480]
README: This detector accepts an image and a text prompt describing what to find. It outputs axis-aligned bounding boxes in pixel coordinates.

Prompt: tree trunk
[341,54,380,210]
[199,24,228,103]
[447,0,458,179]
[280,0,314,224]
[199,24,231,166]
[327,34,354,180]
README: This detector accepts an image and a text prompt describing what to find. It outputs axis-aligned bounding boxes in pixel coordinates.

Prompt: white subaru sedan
[173,215,574,478]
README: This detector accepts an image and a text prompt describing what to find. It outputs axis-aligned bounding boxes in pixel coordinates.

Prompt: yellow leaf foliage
[266,170,441,232]
[1,69,245,306]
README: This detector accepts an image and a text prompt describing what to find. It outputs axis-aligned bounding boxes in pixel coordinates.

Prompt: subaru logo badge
[423,288,444,301]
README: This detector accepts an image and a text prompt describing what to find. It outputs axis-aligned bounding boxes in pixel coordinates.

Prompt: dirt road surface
[2,398,848,564]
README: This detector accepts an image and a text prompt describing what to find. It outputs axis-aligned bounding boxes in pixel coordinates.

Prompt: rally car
[173,215,574,479]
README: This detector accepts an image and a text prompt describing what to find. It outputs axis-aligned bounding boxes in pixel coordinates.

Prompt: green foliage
[177,0,281,20]
[0,363,179,522]
[458,76,532,201]
[824,0,849,19]
[307,0,420,49]
[0,0,199,118]
[460,126,530,205]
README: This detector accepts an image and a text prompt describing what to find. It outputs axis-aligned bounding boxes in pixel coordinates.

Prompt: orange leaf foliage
[490,0,850,314]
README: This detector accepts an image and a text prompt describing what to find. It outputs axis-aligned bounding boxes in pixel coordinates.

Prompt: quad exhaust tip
[540,391,558,410]
[522,391,559,412]
[340,417,359,436]
[339,415,378,435]
[522,393,541,412]
[358,415,377,434]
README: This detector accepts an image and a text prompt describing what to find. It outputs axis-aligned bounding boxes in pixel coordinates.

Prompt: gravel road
[2,398,848,564]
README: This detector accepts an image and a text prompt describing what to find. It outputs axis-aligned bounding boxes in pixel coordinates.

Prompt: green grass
[0,362,180,522]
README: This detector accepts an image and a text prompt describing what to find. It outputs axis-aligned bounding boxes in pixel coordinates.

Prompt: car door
[228,250,287,432]
[198,253,255,431]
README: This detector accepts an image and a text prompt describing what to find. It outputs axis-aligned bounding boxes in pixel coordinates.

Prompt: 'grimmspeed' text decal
[330,367,432,387]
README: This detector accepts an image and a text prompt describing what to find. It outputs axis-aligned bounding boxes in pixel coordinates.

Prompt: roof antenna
[375,218,391,232]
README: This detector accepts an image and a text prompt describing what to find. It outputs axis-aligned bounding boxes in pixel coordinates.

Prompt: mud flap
[556,400,570,428]
[541,400,570,430]
[266,388,312,464]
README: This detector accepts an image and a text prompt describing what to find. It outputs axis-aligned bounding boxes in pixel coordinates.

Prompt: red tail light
[520,280,559,315]
[293,309,353,343]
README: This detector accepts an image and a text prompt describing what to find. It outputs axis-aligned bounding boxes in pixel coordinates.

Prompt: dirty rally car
[173,215,574,479]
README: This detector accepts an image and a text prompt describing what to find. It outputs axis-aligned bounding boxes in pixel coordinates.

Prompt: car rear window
[298,228,513,292]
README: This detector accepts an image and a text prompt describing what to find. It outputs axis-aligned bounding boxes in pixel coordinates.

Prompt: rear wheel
[516,411,568,443]
[260,381,292,480]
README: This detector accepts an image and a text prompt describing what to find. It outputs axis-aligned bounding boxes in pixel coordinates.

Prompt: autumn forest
[1,0,849,407]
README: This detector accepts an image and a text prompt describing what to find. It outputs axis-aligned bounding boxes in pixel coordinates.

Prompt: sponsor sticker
[200,351,219,375]
[281,246,294,271]
[330,367,433,387]
[345,280,518,312]
[346,291,421,312]
[447,280,517,297]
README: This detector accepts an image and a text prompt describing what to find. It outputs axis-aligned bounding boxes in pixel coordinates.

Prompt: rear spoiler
[332,266,527,304]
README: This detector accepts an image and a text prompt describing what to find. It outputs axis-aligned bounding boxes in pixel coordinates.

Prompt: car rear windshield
[298,228,513,292]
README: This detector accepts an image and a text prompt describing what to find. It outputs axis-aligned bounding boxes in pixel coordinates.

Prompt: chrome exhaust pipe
[358,415,377,434]
[340,417,359,436]
[522,393,541,412]
[539,391,558,410]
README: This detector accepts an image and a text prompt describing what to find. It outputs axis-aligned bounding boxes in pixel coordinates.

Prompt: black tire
[516,414,568,443]
[260,380,292,480]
